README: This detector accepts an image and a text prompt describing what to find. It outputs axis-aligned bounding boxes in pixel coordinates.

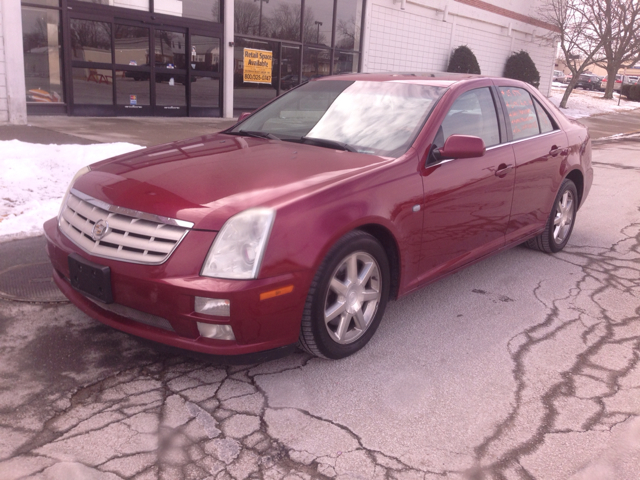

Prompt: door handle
[549,145,563,157]
[495,163,513,177]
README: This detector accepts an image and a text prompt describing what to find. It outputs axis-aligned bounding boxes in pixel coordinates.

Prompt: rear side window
[533,99,556,134]
[437,87,501,148]
[499,87,541,141]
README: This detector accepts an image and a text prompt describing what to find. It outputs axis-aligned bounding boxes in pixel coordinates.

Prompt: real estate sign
[243,48,273,84]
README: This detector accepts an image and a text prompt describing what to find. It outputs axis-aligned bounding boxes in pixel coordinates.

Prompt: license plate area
[68,253,113,304]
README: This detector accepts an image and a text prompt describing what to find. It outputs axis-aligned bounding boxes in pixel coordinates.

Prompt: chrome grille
[59,190,193,265]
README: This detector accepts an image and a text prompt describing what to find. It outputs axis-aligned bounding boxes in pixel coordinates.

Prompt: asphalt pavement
[0,133,639,479]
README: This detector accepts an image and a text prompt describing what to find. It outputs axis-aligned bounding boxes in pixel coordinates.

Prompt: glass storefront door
[189,33,221,116]
[67,9,222,116]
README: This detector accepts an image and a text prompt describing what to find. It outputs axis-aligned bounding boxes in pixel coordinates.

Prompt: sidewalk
[0,110,638,303]
[7,116,239,147]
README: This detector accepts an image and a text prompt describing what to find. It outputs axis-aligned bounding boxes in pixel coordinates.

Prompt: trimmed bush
[447,45,481,74]
[629,84,640,101]
[503,50,540,88]
[621,83,632,98]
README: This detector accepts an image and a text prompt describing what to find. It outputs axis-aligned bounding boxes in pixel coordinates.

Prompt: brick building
[2,0,556,123]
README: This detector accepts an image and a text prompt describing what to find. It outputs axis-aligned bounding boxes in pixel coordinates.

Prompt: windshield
[229,80,445,157]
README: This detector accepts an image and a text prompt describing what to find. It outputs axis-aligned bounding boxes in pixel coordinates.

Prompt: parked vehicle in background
[601,74,637,91]
[553,70,566,83]
[575,74,602,91]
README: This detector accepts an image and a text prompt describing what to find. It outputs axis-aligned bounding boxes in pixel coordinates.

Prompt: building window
[335,0,363,50]
[155,0,220,23]
[22,6,64,103]
[303,0,333,47]
[234,0,364,111]
[235,0,302,41]
[73,0,149,12]
[70,19,112,63]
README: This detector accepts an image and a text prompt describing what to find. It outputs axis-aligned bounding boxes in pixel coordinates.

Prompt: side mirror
[434,135,486,160]
[237,112,251,123]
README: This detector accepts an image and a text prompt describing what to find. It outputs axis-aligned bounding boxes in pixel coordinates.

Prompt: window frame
[435,86,504,151]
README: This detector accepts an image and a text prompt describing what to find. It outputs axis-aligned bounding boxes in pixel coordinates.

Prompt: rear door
[495,84,569,244]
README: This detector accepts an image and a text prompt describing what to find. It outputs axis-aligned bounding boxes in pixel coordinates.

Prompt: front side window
[231,80,444,157]
[436,87,500,148]
[499,87,540,141]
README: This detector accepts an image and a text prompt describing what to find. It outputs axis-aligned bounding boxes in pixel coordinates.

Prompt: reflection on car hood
[73,133,391,231]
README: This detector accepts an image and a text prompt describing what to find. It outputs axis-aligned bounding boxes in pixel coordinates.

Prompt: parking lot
[0,133,639,479]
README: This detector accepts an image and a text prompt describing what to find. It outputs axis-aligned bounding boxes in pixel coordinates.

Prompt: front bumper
[44,217,309,358]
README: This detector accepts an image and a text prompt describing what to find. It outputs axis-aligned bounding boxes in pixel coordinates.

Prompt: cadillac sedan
[44,73,593,361]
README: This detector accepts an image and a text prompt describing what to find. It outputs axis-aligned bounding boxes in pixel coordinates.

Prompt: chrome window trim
[71,188,194,228]
[497,129,561,148]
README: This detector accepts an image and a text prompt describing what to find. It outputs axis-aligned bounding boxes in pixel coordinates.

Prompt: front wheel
[526,178,578,253]
[299,231,390,359]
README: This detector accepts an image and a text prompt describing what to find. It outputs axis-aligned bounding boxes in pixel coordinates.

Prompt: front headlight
[201,208,276,280]
[58,165,91,218]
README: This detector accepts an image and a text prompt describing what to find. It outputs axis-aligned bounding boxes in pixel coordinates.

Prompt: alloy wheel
[323,252,381,344]
[553,189,575,244]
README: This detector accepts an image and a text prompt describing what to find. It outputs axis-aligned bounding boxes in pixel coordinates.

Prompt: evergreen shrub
[629,84,640,101]
[447,45,481,74]
[503,50,540,88]
[620,83,631,98]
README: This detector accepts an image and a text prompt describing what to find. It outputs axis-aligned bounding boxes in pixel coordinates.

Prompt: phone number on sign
[244,73,271,82]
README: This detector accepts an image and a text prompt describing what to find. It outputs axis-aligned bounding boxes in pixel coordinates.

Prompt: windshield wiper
[235,130,280,140]
[291,136,357,152]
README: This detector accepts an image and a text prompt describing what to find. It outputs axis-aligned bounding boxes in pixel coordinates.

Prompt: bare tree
[538,0,604,108]
[591,0,640,98]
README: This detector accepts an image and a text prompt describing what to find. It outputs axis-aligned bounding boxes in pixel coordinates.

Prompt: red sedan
[44,73,593,360]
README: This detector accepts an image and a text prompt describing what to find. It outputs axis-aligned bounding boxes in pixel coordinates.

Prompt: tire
[526,178,578,253]
[299,231,390,359]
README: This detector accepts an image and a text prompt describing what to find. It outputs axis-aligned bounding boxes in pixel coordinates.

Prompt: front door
[418,86,515,284]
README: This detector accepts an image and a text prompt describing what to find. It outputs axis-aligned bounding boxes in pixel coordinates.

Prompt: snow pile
[549,86,639,119]
[0,141,143,242]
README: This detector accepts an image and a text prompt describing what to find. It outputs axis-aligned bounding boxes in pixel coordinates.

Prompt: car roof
[314,71,485,88]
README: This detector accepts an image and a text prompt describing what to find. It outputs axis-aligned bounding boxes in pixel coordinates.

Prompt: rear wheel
[526,178,578,253]
[299,231,390,359]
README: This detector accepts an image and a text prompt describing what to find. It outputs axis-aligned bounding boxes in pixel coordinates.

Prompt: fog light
[197,322,236,341]
[195,297,230,316]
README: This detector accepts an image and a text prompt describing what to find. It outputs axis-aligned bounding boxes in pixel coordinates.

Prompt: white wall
[0,1,7,123]
[1,0,27,124]
[362,0,556,96]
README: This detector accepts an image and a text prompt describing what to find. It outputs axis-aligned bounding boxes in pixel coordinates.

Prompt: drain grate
[0,261,68,303]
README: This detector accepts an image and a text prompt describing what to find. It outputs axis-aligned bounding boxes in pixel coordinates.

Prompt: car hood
[74,133,391,231]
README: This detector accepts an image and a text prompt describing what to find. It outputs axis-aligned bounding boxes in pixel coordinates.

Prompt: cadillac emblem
[91,219,109,241]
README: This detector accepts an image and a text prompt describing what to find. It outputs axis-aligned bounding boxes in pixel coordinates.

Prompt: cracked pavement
[1,138,639,479]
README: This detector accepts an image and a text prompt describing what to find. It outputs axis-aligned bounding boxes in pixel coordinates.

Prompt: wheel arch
[565,168,584,207]
[355,223,401,300]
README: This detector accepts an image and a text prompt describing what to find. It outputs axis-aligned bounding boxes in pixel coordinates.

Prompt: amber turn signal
[260,285,294,301]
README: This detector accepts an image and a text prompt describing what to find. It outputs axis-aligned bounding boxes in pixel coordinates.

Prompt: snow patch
[0,140,142,242]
